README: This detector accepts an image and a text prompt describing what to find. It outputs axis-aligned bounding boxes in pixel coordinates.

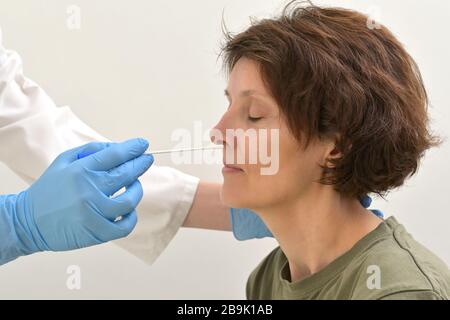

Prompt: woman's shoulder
[348,216,450,299]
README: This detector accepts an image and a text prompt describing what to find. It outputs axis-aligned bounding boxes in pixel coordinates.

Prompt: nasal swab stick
[77,145,222,160]
[148,145,223,155]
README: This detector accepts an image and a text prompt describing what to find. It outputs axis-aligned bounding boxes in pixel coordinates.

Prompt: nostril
[209,127,224,145]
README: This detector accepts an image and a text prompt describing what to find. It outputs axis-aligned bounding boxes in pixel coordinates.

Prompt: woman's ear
[322,136,343,169]
[326,146,342,168]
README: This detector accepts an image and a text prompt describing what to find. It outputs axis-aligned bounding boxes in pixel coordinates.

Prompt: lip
[222,164,244,174]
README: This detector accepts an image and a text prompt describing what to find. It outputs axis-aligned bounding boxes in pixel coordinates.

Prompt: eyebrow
[224,89,264,99]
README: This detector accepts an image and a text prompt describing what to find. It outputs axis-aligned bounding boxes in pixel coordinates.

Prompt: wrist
[0,193,38,265]
[1,191,43,257]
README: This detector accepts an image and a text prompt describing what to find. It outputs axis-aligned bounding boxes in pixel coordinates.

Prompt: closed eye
[248,116,263,122]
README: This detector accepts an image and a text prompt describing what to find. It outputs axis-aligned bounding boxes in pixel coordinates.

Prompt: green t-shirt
[247,216,450,300]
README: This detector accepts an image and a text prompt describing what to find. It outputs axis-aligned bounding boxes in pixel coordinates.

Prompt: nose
[209,126,223,146]
[210,111,232,146]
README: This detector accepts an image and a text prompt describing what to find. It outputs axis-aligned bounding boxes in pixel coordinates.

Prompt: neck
[254,186,382,282]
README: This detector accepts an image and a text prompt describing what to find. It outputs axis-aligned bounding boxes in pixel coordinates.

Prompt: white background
[0,0,448,299]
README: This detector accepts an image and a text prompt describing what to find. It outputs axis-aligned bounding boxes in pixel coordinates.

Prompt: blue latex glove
[231,195,384,240]
[0,138,153,265]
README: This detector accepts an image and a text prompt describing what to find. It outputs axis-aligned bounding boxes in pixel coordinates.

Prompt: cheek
[247,133,324,205]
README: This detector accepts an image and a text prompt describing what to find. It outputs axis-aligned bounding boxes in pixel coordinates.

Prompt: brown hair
[220,1,440,198]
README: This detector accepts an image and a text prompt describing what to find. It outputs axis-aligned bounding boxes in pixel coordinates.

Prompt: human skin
[210,57,382,282]
[182,181,230,231]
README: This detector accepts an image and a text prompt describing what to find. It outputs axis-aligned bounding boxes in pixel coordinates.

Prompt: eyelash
[248,116,263,122]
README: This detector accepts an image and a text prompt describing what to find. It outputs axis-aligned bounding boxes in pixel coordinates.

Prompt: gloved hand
[230,195,384,240]
[0,138,153,265]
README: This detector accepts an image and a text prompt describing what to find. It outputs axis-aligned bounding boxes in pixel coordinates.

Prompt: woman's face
[211,58,335,211]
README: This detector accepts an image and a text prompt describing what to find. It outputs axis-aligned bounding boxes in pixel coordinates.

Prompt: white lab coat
[0,44,199,265]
